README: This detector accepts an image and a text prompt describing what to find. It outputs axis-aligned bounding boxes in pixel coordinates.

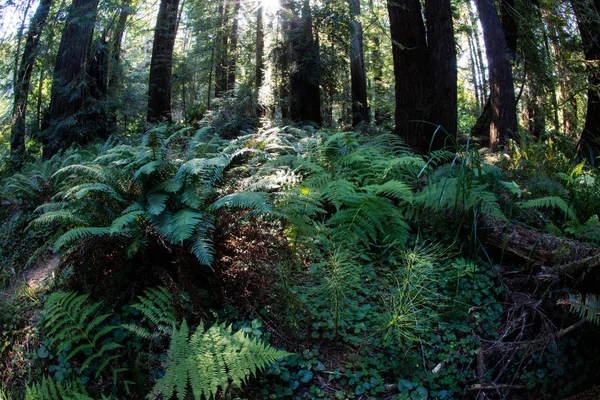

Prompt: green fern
[43,292,121,378]
[520,196,577,221]
[53,227,111,251]
[25,377,92,400]
[567,293,600,325]
[150,320,291,400]
[124,286,177,339]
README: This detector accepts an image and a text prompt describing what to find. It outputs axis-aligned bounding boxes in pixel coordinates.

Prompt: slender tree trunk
[572,0,600,163]
[348,0,369,127]
[215,0,230,98]
[255,2,264,115]
[466,0,488,100]
[45,0,99,158]
[207,35,216,109]
[467,28,482,112]
[9,0,54,170]
[475,0,518,150]
[13,0,33,91]
[36,68,45,135]
[106,1,131,131]
[147,0,181,123]
[227,0,240,91]
[426,0,457,148]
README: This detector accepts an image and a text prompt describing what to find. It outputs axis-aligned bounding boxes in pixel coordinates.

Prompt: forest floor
[0,254,59,303]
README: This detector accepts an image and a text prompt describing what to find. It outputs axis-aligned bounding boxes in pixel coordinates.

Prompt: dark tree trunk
[9,0,53,170]
[387,0,429,152]
[500,0,517,58]
[87,37,109,138]
[44,0,99,158]
[215,0,230,98]
[426,0,457,149]
[286,0,321,124]
[348,0,369,127]
[475,0,518,150]
[255,3,264,115]
[106,1,131,131]
[387,0,456,153]
[13,0,33,91]
[147,0,181,123]
[227,0,240,91]
[572,0,600,163]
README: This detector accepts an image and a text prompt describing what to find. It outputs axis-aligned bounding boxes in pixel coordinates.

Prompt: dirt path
[0,254,60,302]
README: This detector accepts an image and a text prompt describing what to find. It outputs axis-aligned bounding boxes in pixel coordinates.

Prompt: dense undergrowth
[1,123,599,399]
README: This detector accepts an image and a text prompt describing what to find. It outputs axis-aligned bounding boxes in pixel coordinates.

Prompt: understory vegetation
[1,121,599,399]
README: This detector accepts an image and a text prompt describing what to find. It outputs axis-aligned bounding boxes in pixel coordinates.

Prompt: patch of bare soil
[0,254,60,302]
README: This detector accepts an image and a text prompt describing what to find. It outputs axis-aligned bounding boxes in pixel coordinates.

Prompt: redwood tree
[284,0,322,124]
[571,0,600,163]
[44,0,99,157]
[348,0,369,126]
[387,0,456,153]
[147,0,181,123]
[9,0,54,170]
[475,0,518,150]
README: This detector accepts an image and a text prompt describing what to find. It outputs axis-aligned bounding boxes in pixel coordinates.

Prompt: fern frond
[110,210,147,233]
[53,164,103,180]
[211,192,271,214]
[170,209,205,243]
[29,211,88,229]
[150,320,291,400]
[42,292,121,376]
[54,227,111,251]
[567,293,600,325]
[125,287,177,338]
[520,196,577,221]
[147,192,170,215]
[25,377,90,400]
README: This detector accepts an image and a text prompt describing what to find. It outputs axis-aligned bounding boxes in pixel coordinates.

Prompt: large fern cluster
[30,125,238,265]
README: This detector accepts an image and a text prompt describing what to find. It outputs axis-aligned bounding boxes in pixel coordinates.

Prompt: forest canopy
[1,0,600,399]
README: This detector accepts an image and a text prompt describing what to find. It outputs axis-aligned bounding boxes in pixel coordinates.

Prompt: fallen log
[478,215,600,286]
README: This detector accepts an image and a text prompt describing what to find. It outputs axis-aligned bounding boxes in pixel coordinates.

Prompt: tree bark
[215,0,230,98]
[286,0,322,124]
[348,0,369,127]
[387,0,429,151]
[106,1,132,130]
[44,0,99,158]
[9,0,54,170]
[227,0,241,91]
[147,0,181,123]
[426,0,457,149]
[255,3,264,97]
[387,0,456,153]
[572,0,600,163]
[475,0,518,150]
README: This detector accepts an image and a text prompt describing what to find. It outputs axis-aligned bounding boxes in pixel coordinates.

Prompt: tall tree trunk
[387,0,456,153]
[466,0,488,101]
[286,0,322,124]
[255,2,264,115]
[106,1,131,130]
[44,0,99,158]
[426,0,457,149]
[9,0,54,170]
[572,0,600,163]
[227,0,240,91]
[13,0,33,91]
[387,0,429,152]
[147,0,181,123]
[500,0,517,58]
[215,0,230,98]
[475,0,518,150]
[348,0,369,127]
